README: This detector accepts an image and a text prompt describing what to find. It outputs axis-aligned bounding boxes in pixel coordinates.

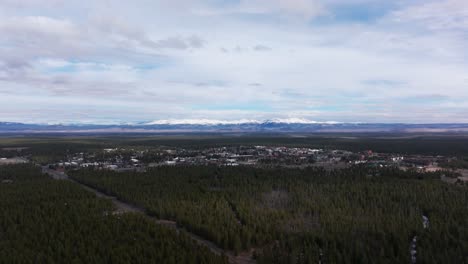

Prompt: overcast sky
[1,0,467,124]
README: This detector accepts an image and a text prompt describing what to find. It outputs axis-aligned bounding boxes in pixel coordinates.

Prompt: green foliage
[439,156,468,169]
[70,165,468,263]
[0,165,227,264]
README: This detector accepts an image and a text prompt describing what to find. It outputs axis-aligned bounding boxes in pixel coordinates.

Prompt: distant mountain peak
[1,120,468,133]
[263,118,341,124]
[144,119,260,125]
[144,118,340,125]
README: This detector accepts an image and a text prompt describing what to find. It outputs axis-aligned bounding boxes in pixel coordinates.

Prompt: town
[2,145,467,184]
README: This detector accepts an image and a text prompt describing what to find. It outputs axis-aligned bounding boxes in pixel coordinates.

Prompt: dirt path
[43,167,255,264]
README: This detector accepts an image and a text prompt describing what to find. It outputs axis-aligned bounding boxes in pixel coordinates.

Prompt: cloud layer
[1,0,468,123]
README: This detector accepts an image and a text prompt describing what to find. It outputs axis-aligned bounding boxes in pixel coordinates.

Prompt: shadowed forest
[70,165,467,263]
[0,165,227,264]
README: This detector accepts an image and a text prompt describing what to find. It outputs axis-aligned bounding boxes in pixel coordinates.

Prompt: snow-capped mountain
[144,119,262,125]
[144,118,340,125]
[1,120,468,133]
[263,118,341,125]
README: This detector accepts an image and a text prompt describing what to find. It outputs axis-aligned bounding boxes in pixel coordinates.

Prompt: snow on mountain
[264,118,341,124]
[144,119,261,125]
[144,118,339,125]
[2,121,468,133]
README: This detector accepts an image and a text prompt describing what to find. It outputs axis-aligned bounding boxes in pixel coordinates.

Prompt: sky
[0,0,468,124]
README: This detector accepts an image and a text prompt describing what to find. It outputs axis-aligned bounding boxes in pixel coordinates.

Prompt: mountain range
[1,120,468,133]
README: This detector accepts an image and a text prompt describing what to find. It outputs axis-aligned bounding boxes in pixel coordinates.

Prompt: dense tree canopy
[70,165,468,263]
[0,165,227,264]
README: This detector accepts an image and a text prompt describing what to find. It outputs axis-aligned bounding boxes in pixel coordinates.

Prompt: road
[42,167,255,264]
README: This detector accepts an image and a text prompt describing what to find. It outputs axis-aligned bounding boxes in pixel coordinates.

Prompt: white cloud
[390,0,468,31]
[253,45,272,51]
[194,0,325,19]
[239,0,326,19]
[0,0,467,123]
